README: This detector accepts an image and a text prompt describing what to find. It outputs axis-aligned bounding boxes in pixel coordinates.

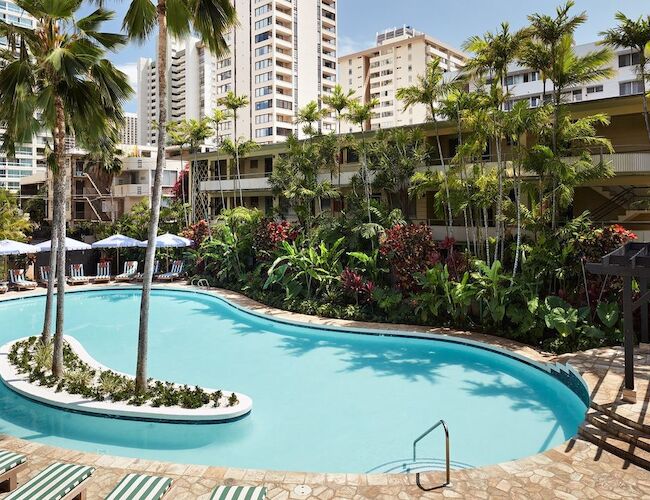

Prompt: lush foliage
[10,337,239,409]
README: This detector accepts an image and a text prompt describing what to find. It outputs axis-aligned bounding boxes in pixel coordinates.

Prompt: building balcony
[113,184,150,197]
[201,174,271,192]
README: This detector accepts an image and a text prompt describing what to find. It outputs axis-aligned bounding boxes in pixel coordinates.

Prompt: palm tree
[345,99,378,223]
[218,91,249,207]
[220,137,259,210]
[116,0,236,394]
[166,121,191,226]
[0,1,131,369]
[210,108,232,211]
[397,59,454,231]
[186,118,213,223]
[323,84,355,190]
[296,100,323,138]
[601,12,650,143]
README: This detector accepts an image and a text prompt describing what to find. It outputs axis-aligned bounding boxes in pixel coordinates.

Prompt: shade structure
[0,240,39,255]
[92,234,142,249]
[35,237,92,252]
[137,233,193,249]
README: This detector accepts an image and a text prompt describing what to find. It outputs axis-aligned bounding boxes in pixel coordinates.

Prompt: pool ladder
[413,419,450,488]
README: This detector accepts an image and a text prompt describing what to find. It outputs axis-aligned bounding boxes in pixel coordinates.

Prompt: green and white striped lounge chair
[93,262,111,283]
[68,264,90,285]
[115,261,139,282]
[210,485,267,500]
[38,266,57,287]
[105,473,172,500]
[0,450,27,492]
[5,462,94,500]
[157,260,184,282]
[9,269,37,291]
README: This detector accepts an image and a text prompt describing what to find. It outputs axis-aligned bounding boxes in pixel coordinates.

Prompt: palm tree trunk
[216,129,225,211]
[233,110,243,207]
[640,62,650,144]
[430,108,452,235]
[51,95,67,378]
[512,162,523,279]
[180,147,189,227]
[136,2,168,394]
[41,175,59,344]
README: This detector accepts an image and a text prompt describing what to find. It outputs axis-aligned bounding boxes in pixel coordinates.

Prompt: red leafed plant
[380,224,440,293]
[253,220,299,259]
[340,267,375,305]
[182,220,210,247]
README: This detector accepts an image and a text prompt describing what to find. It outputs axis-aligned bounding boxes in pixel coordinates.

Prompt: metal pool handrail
[413,419,450,486]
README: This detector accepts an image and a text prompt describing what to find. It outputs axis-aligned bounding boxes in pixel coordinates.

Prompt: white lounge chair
[105,473,172,500]
[115,261,139,282]
[210,486,267,500]
[8,269,37,291]
[38,266,57,287]
[68,264,90,285]
[0,450,27,493]
[157,260,184,282]
[92,262,111,283]
[5,462,94,500]
[134,260,160,282]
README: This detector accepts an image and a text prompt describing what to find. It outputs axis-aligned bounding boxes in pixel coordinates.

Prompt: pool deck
[1,283,649,499]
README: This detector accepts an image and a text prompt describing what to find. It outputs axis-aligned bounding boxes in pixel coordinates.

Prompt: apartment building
[0,1,46,193]
[339,26,467,132]
[504,42,646,109]
[137,0,337,148]
[120,113,139,146]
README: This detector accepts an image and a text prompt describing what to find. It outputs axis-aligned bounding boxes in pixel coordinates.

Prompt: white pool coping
[0,336,252,423]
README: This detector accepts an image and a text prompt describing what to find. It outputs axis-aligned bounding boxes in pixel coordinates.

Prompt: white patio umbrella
[92,234,142,272]
[35,237,92,252]
[138,233,193,273]
[0,240,39,281]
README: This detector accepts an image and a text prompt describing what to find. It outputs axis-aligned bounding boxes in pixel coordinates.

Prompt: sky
[86,0,650,112]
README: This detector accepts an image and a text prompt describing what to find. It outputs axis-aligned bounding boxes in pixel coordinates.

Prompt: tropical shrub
[182,220,210,247]
[253,219,299,260]
[340,268,375,305]
[380,224,440,293]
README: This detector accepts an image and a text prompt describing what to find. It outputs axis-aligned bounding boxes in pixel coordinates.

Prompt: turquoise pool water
[0,289,587,473]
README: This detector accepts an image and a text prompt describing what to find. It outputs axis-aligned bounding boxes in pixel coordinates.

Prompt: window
[255,32,270,43]
[255,127,273,138]
[254,4,271,15]
[571,90,582,102]
[586,85,603,94]
[276,99,292,110]
[620,80,644,96]
[619,52,641,68]
[255,59,272,70]
[216,58,231,69]
[162,170,177,186]
[255,114,272,124]
[254,17,271,30]
[250,159,259,169]
[255,72,272,83]
[255,86,272,97]
[218,70,231,81]
[255,45,271,56]
[255,99,272,110]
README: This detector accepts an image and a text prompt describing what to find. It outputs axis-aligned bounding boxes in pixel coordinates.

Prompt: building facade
[137,0,338,148]
[338,26,467,132]
[0,1,46,193]
[120,113,139,146]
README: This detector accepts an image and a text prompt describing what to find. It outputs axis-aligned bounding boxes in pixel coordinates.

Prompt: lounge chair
[38,266,57,287]
[5,462,94,500]
[0,282,7,294]
[68,264,90,286]
[134,260,160,282]
[157,260,184,282]
[92,262,112,283]
[210,486,267,500]
[105,473,172,500]
[8,269,37,291]
[115,261,139,282]
[0,450,27,493]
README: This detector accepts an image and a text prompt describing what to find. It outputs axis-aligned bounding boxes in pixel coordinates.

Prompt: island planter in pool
[0,336,252,424]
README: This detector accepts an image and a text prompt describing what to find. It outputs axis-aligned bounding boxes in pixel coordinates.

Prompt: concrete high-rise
[338,26,466,132]
[137,0,337,148]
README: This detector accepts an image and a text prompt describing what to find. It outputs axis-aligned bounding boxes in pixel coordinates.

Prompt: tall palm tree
[166,120,191,226]
[210,108,231,211]
[186,118,213,223]
[0,1,131,372]
[323,84,355,190]
[296,100,323,138]
[218,91,249,207]
[601,12,650,143]
[345,99,378,223]
[116,0,236,394]
[220,137,259,210]
[397,59,453,230]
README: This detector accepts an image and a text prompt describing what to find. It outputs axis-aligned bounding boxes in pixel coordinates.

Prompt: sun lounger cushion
[0,450,26,475]
[105,473,172,500]
[5,462,94,500]
[210,486,267,500]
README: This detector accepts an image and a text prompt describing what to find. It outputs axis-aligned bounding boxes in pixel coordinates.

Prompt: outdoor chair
[0,282,7,294]
[92,262,112,283]
[38,266,56,287]
[210,485,267,500]
[8,269,37,291]
[105,473,172,500]
[156,260,184,282]
[134,260,160,282]
[68,264,90,285]
[115,261,139,282]
[5,462,94,500]
[0,450,27,493]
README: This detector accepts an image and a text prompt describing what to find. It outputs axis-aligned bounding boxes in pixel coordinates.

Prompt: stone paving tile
[1,283,649,498]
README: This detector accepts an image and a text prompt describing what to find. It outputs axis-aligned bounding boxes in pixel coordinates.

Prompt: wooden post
[623,276,636,403]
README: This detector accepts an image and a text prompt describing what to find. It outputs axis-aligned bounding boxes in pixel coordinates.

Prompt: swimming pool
[0,289,587,473]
